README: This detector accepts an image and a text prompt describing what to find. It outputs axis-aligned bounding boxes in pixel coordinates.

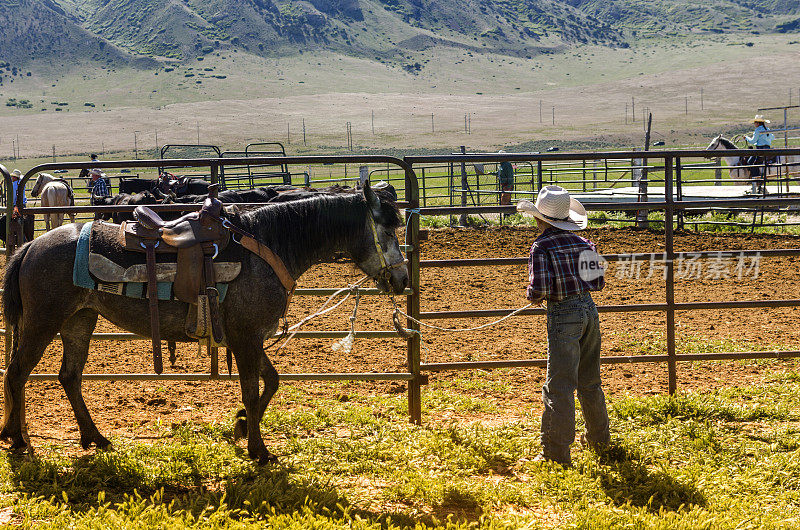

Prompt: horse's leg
[230,338,276,463]
[0,319,60,450]
[58,309,110,450]
[44,213,51,231]
[234,352,279,444]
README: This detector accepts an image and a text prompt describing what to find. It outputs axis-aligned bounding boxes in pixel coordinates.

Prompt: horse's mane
[232,190,401,272]
[717,136,737,150]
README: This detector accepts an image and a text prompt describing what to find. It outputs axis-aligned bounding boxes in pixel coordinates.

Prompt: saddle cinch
[120,185,229,374]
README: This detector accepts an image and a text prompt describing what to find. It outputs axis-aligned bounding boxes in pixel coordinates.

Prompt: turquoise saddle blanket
[73,222,230,302]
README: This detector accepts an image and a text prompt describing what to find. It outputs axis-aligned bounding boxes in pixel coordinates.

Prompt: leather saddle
[122,184,228,373]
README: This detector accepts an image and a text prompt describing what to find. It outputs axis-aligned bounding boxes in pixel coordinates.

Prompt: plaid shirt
[527,227,605,302]
[90,177,110,198]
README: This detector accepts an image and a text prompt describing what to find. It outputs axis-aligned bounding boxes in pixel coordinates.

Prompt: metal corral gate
[0,156,426,421]
[4,148,800,425]
[404,149,800,419]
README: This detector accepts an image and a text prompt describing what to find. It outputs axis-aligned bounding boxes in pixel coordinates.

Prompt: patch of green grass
[5,367,800,526]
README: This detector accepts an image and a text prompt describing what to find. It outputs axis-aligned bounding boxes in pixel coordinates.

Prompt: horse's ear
[363,180,382,218]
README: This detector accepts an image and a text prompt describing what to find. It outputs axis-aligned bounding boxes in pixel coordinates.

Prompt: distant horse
[706,135,800,193]
[30,173,75,230]
[0,182,408,463]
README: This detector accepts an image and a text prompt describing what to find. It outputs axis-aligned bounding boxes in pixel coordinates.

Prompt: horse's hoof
[252,450,278,465]
[233,409,247,441]
[9,438,28,453]
[81,433,112,450]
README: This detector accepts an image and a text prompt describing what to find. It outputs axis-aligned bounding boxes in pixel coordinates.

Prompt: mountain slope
[3,0,800,75]
[0,0,154,76]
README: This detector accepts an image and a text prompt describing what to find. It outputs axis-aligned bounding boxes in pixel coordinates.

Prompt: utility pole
[539,100,542,123]
[134,131,140,159]
[431,113,434,133]
[287,122,290,144]
[625,103,628,124]
[371,110,375,135]
[52,145,56,163]
[303,118,307,146]
[552,106,555,125]
[632,96,635,122]
[196,121,200,145]
[685,96,688,115]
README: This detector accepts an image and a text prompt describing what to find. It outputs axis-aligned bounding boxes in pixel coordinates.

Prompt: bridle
[366,212,407,286]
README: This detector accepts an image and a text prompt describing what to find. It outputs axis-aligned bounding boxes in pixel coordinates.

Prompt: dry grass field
[1,34,800,160]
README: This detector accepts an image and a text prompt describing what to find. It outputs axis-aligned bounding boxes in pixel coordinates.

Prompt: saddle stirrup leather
[143,240,163,374]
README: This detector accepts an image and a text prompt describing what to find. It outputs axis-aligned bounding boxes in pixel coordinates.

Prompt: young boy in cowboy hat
[517,185,609,466]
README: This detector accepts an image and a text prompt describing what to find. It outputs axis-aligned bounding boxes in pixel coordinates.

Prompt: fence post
[209,163,220,379]
[536,160,543,192]
[664,156,677,394]
[1,164,11,368]
[582,160,587,192]
[676,157,683,230]
[404,164,422,425]
[715,159,722,186]
[459,146,468,226]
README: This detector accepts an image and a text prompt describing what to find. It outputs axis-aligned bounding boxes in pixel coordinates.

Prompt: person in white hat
[746,115,774,149]
[517,185,609,466]
[88,168,110,199]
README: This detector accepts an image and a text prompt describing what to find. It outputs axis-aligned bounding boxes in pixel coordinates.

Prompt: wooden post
[303,118,307,146]
[715,158,722,186]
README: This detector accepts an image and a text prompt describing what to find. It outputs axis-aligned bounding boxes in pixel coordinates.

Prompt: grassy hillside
[2,0,799,79]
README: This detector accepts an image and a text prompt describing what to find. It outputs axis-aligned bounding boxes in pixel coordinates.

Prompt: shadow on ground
[3,448,435,526]
[586,443,706,512]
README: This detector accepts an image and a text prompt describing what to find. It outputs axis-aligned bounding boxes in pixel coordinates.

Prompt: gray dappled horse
[0,183,409,463]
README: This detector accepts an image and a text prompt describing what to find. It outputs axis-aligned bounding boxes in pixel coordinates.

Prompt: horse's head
[350,181,409,295]
[706,135,723,152]
[30,173,53,197]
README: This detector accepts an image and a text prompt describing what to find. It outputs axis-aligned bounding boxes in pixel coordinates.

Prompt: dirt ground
[3,226,800,448]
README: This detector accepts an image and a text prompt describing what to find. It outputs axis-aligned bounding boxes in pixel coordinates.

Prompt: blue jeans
[541,292,609,464]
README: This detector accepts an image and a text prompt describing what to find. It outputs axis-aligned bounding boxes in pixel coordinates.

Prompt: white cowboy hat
[516,185,588,231]
[10,169,21,178]
[753,115,770,124]
[89,168,105,177]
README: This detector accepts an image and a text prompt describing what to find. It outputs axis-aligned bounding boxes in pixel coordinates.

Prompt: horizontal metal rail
[421,350,800,371]
[0,330,406,340]
[419,249,800,268]
[8,371,415,382]
[418,299,800,320]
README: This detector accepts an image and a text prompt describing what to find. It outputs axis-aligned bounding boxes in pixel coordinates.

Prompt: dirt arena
[3,226,800,448]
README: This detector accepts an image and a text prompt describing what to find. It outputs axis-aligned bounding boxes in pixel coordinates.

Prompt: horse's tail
[0,242,30,436]
[2,241,31,328]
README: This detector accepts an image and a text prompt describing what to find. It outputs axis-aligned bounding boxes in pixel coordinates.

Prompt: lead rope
[274,276,370,354]
[332,289,361,353]
[390,298,534,335]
